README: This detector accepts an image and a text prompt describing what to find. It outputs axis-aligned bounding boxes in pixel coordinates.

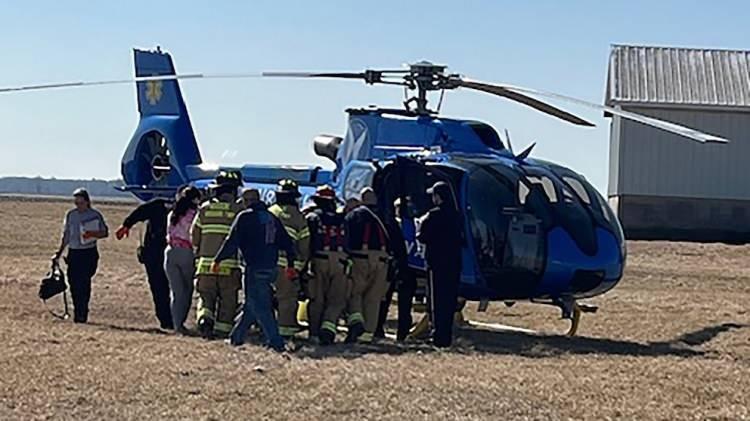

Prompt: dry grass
[0,197,748,420]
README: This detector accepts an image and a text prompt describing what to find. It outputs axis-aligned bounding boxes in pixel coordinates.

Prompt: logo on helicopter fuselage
[145,80,163,105]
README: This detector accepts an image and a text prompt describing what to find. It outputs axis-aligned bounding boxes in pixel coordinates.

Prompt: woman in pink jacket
[164,187,202,334]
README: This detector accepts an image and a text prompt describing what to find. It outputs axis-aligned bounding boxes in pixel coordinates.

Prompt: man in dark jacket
[115,195,175,330]
[417,181,462,348]
[213,189,297,351]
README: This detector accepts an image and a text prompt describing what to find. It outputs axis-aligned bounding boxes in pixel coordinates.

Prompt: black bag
[39,260,70,319]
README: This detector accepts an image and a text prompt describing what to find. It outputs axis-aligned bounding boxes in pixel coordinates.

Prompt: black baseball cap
[426,181,452,200]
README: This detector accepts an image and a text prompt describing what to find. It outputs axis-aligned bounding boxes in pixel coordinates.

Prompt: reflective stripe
[321,321,337,333]
[196,307,214,321]
[297,226,310,239]
[214,321,233,333]
[358,332,374,343]
[279,326,300,336]
[277,255,305,270]
[205,210,236,219]
[284,226,299,239]
[347,312,364,325]
[201,224,231,235]
[277,256,288,268]
[210,202,231,210]
[196,257,240,267]
[196,257,240,275]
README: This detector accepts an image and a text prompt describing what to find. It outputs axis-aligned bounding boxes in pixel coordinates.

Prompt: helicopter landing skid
[462,298,599,337]
[554,298,599,336]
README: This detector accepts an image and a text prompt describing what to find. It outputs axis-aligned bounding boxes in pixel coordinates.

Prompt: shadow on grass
[671,322,746,346]
[89,322,169,336]
[88,319,747,361]
[291,321,748,360]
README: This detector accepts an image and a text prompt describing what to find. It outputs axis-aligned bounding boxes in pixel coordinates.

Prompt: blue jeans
[230,268,284,350]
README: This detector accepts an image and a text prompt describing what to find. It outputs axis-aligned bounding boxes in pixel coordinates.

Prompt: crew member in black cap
[417,181,462,347]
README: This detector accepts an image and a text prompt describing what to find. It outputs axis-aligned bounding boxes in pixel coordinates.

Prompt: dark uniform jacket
[417,204,462,270]
[215,202,296,271]
[122,198,170,251]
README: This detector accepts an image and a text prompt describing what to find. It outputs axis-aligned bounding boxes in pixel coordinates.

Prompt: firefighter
[305,185,349,345]
[268,179,310,338]
[344,187,391,343]
[417,181,462,348]
[192,170,244,339]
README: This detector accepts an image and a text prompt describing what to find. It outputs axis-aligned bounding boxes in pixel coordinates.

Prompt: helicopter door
[502,185,546,277]
[374,156,459,272]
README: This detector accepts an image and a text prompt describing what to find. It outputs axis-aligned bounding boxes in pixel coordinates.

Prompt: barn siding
[613,107,750,200]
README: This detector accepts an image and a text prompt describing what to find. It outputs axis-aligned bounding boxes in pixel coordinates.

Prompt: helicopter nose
[538,227,622,297]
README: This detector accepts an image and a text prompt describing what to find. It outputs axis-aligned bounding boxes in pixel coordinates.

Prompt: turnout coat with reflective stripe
[192,199,243,275]
[268,204,310,270]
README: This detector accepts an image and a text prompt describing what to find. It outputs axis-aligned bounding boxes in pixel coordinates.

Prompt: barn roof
[605,44,750,110]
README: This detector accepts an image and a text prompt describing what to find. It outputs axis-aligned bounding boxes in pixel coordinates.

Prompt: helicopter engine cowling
[313,134,343,163]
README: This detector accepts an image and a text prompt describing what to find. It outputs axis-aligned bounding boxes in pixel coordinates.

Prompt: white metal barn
[605,44,750,242]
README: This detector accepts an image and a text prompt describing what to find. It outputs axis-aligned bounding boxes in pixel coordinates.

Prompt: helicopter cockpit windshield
[463,160,620,295]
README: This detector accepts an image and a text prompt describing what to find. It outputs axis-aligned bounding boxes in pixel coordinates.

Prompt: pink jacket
[167,208,196,249]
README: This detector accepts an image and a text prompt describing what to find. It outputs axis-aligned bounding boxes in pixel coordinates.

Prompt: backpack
[38,261,70,319]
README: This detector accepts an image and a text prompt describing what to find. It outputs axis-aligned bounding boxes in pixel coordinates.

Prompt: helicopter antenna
[504,128,514,155]
[516,142,536,161]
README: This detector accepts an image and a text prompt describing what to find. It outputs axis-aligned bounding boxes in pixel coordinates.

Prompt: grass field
[0,197,748,420]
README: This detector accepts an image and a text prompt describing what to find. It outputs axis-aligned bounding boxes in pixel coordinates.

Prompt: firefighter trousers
[195,270,241,335]
[275,268,301,337]
[347,251,390,341]
[308,253,349,338]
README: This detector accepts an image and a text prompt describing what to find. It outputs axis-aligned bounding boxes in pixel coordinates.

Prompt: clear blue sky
[1,1,747,193]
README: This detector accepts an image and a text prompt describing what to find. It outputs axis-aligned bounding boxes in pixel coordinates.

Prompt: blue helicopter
[2,47,725,335]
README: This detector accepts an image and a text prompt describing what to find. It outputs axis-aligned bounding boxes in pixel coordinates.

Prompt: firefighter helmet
[313,184,336,200]
[210,170,243,189]
[276,179,301,198]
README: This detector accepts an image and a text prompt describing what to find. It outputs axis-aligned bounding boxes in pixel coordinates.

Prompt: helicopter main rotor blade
[262,70,409,85]
[262,71,367,79]
[458,79,595,127]
[475,81,728,144]
[0,72,263,94]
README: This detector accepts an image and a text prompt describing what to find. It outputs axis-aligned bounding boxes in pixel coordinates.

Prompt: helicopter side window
[519,176,557,204]
[562,177,591,204]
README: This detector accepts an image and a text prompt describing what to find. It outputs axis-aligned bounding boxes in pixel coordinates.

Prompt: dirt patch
[0,199,748,420]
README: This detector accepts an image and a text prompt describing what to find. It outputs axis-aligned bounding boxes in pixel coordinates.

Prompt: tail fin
[134,47,189,116]
[121,48,203,200]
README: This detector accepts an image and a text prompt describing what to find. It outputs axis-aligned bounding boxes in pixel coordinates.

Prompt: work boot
[319,329,335,346]
[345,322,365,344]
[198,318,214,340]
